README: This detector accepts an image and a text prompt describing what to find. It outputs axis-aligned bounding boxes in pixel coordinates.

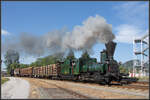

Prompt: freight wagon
[20,67,33,77]
[16,64,61,79]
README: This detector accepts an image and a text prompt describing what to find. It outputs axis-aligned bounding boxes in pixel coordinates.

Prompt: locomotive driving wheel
[105,77,111,86]
[93,72,100,83]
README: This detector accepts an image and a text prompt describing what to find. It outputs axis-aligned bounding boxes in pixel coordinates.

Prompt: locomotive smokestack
[105,41,116,60]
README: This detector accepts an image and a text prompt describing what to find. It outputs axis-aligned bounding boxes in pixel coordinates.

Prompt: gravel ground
[22,78,149,99]
[23,78,88,99]
[42,79,149,99]
[7,77,148,99]
[1,77,30,99]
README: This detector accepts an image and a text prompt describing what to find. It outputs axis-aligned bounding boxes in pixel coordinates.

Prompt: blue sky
[1,1,149,69]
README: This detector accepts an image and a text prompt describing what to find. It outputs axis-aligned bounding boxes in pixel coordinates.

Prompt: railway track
[42,78,149,98]
[26,76,149,92]
[24,77,94,99]
[131,81,149,86]
[22,77,148,99]
[110,84,149,91]
[39,80,95,99]
[51,78,149,92]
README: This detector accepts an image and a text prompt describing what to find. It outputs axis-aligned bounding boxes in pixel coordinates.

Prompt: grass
[1,77,9,84]
[138,76,149,81]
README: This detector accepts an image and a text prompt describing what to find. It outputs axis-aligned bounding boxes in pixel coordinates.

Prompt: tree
[10,63,20,69]
[4,49,19,74]
[19,63,29,68]
[119,66,129,74]
[81,51,90,59]
[66,50,75,60]
[29,55,60,67]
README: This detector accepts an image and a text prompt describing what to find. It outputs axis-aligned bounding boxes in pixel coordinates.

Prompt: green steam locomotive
[13,41,138,85]
[57,41,134,84]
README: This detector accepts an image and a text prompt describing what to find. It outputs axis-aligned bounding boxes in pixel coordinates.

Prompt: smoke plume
[63,15,115,50]
[2,15,115,57]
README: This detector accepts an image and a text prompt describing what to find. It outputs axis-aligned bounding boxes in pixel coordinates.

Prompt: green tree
[81,51,90,59]
[4,49,20,74]
[66,50,75,60]
[119,66,129,74]
[10,63,20,69]
[29,55,60,67]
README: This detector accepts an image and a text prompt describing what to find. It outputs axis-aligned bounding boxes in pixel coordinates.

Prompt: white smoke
[63,15,115,50]
[2,15,115,57]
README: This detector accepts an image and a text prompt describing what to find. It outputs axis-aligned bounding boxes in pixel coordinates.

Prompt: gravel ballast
[23,78,149,99]
[1,77,30,99]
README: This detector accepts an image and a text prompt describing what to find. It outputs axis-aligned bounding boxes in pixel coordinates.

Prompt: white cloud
[113,2,149,44]
[113,2,148,27]
[1,29,10,35]
[114,24,145,43]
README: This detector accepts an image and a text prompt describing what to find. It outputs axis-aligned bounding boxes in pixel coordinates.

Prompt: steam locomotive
[12,41,138,85]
